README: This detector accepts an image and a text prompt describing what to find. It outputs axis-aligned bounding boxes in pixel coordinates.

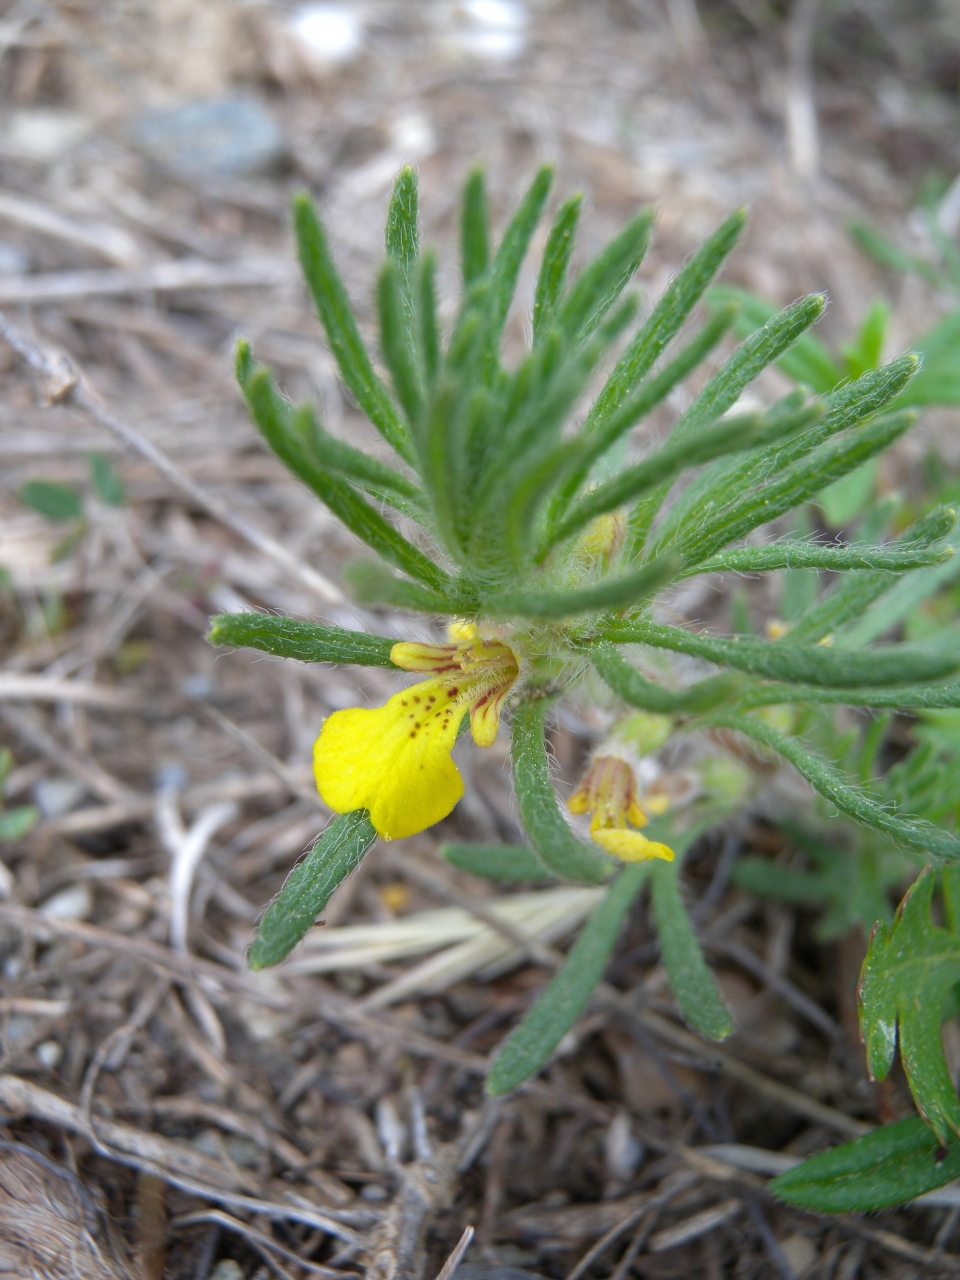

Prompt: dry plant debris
[1,1,960,1277]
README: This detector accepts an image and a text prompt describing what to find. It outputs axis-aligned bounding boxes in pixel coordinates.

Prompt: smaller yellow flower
[568,755,674,862]
[313,628,518,840]
[575,511,626,565]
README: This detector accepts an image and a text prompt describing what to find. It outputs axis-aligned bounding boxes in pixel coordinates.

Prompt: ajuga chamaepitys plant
[209,166,960,1202]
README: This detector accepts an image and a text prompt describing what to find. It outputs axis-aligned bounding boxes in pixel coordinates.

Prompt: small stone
[0,243,29,275]
[35,1039,62,1070]
[604,1109,644,1183]
[209,1263,243,1280]
[287,4,364,68]
[38,882,93,921]
[132,98,284,179]
[779,1232,817,1277]
[34,777,86,819]
[360,1182,388,1201]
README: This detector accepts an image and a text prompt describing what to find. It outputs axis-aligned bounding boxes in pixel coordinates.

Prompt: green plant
[19,453,127,564]
[0,748,39,842]
[208,166,960,1203]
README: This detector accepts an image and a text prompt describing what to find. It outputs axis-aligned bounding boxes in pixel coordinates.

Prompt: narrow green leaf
[676,410,916,565]
[533,193,582,340]
[416,250,441,387]
[734,678,960,711]
[491,553,680,620]
[293,404,425,513]
[673,294,826,443]
[707,715,960,861]
[342,559,457,614]
[691,541,951,575]
[442,843,554,881]
[207,613,396,666]
[470,302,639,527]
[510,698,612,884]
[385,166,419,279]
[548,304,738,526]
[558,209,654,342]
[627,294,827,556]
[651,857,733,1040]
[706,285,842,392]
[587,209,746,433]
[489,165,553,336]
[378,259,424,427]
[88,453,126,506]
[21,481,83,522]
[785,507,957,644]
[898,309,960,407]
[843,300,888,378]
[292,193,412,462]
[590,644,745,713]
[606,617,960,687]
[654,357,920,558]
[771,1117,960,1213]
[547,404,819,555]
[249,810,377,969]
[850,219,943,286]
[461,168,489,286]
[486,861,648,1094]
[238,356,452,594]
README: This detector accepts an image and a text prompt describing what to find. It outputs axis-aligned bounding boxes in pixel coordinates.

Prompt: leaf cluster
[208,166,960,1134]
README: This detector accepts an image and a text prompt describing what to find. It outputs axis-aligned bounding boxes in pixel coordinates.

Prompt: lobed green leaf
[858,866,960,1142]
[771,1117,960,1213]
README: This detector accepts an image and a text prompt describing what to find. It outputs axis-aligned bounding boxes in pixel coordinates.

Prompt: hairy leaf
[238,355,452,594]
[492,554,680,619]
[249,810,377,969]
[486,860,649,1094]
[651,856,733,1039]
[461,168,489,286]
[293,194,412,462]
[533,193,582,340]
[691,541,950,575]
[510,698,612,884]
[605,618,960,688]
[591,644,745,713]
[442,843,554,881]
[207,613,397,666]
[709,716,960,861]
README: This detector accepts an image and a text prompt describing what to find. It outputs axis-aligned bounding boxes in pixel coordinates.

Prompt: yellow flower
[568,755,673,862]
[313,627,518,840]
